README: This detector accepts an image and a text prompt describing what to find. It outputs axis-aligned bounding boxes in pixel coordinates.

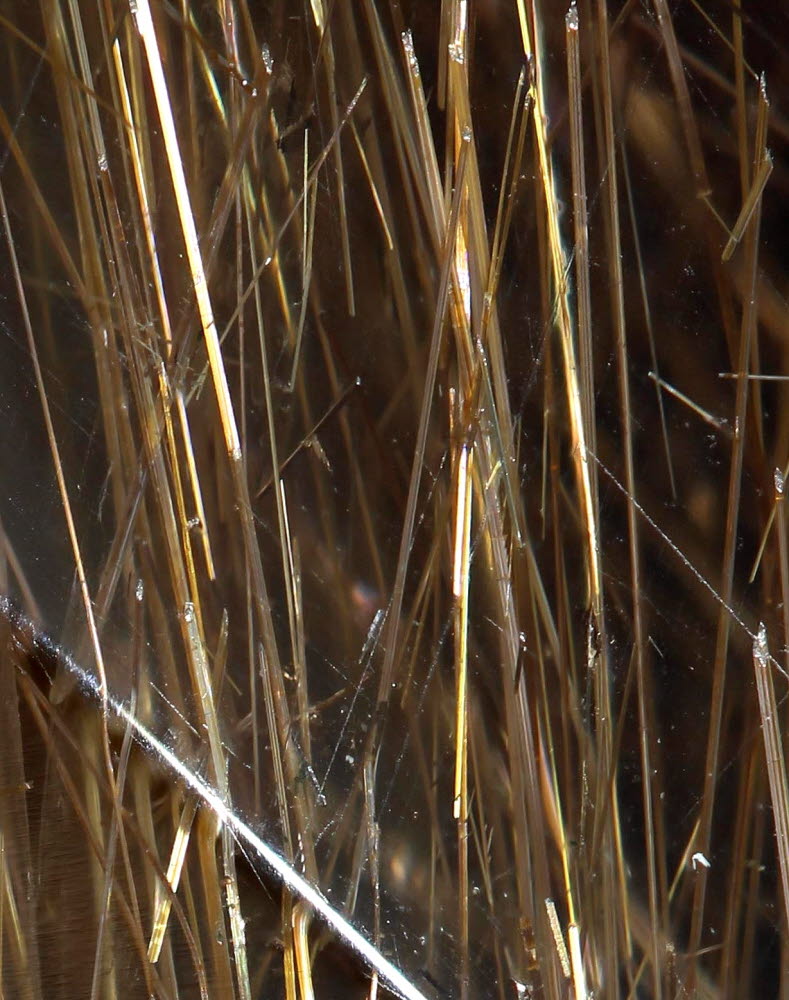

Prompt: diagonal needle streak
[131,0,240,460]
[0,596,430,1000]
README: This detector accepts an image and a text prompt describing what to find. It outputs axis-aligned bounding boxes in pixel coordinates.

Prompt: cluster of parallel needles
[0,2,787,999]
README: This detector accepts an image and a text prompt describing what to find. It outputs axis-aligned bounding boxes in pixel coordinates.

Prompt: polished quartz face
[0,3,786,998]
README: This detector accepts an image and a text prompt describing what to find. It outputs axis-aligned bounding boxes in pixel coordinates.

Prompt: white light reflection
[3,596,429,1000]
[98,669,428,999]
